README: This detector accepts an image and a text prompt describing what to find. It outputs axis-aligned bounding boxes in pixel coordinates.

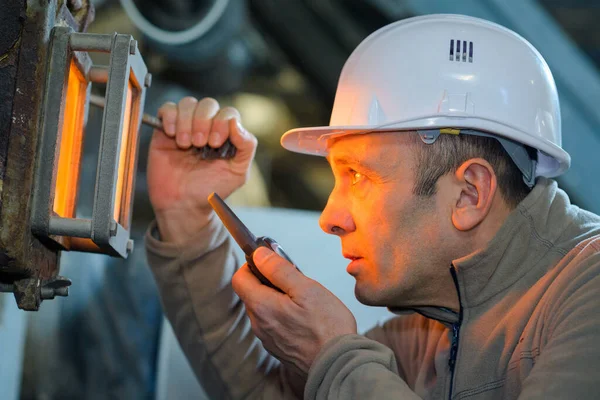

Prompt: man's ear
[451,158,498,231]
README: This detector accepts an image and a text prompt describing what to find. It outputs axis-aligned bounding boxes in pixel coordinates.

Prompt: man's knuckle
[158,102,176,116]
[246,134,258,147]
[194,98,220,120]
[221,106,240,116]
[258,314,279,334]
[159,101,176,110]
[214,107,238,121]
[179,96,198,106]
[294,289,311,305]
[253,301,270,317]
[305,285,321,301]
[198,97,219,108]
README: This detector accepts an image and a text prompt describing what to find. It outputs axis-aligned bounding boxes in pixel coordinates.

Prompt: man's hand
[231,247,358,378]
[147,97,257,245]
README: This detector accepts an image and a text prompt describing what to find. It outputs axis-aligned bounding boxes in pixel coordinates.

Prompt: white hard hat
[280,14,570,179]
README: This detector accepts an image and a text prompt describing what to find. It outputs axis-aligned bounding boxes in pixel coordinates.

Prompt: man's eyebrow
[328,154,377,172]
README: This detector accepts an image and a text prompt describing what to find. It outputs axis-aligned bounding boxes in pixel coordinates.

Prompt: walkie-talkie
[208,192,297,292]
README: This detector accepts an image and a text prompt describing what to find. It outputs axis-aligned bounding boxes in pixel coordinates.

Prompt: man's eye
[351,170,364,186]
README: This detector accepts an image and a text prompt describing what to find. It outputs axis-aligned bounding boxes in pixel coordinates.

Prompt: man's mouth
[344,254,364,276]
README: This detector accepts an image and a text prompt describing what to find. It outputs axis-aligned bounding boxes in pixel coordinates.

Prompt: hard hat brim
[280,119,571,178]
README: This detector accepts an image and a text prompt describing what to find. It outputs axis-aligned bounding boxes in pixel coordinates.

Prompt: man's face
[320,132,451,308]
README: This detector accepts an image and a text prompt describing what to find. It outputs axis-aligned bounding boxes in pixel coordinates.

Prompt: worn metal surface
[0,0,94,310]
[13,278,41,310]
[0,1,25,265]
[0,0,62,309]
[30,26,77,248]
[0,0,57,280]
[0,0,23,57]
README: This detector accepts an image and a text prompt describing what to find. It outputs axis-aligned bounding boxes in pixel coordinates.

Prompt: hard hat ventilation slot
[456,40,460,61]
[469,41,474,62]
[449,40,473,63]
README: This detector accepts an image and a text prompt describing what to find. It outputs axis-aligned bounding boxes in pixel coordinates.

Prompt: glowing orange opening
[113,76,140,229]
[53,60,87,218]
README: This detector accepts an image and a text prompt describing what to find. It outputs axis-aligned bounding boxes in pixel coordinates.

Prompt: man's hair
[411,133,531,209]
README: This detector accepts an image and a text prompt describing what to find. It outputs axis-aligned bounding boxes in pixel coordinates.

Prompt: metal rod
[89,93,164,131]
[70,32,115,52]
[88,66,109,83]
[49,217,93,238]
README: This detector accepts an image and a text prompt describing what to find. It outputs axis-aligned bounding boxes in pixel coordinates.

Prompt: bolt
[144,73,152,88]
[41,287,55,299]
[129,40,138,55]
[68,0,83,11]
[126,239,134,254]
[40,285,69,300]
[39,276,71,301]
[110,221,118,236]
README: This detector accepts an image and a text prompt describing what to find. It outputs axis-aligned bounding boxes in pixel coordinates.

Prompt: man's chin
[354,283,387,307]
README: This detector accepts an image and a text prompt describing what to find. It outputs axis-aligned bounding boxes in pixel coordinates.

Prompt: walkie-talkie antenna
[208,192,258,256]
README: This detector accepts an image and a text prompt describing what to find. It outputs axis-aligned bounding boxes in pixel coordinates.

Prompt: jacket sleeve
[144,215,304,399]
[518,249,600,399]
[304,334,422,400]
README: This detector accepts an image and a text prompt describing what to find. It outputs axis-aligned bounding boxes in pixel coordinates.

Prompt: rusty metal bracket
[0,276,71,310]
[0,0,97,310]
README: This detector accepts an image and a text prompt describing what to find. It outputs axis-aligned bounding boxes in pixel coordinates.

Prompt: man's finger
[232,264,276,307]
[209,106,241,148]
[252,247,306,295]
[192,97,220,148]
[175,97,198,149]
[228,118,258,161]
[157,102,177,137]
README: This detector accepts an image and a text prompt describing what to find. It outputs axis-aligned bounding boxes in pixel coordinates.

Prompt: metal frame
[31,26,150,258]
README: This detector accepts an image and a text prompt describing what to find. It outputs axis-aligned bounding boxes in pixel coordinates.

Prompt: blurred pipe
[119,0,229,45]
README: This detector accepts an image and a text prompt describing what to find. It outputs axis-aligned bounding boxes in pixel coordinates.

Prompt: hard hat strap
[416,129,538,188]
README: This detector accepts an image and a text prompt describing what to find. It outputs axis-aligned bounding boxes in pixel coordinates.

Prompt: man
[145,14,600,399]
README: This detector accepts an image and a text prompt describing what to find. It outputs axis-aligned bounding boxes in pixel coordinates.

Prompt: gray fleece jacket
[145,178,600,399]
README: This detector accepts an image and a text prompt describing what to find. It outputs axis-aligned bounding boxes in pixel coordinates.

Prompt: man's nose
[319,195,355,236]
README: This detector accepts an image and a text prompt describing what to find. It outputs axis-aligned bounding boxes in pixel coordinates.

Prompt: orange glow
[70,237,102,253]
[113,76,140,229]
[53,60,87,218]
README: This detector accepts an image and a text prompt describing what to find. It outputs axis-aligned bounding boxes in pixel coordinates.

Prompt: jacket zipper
[448,266,463,400]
